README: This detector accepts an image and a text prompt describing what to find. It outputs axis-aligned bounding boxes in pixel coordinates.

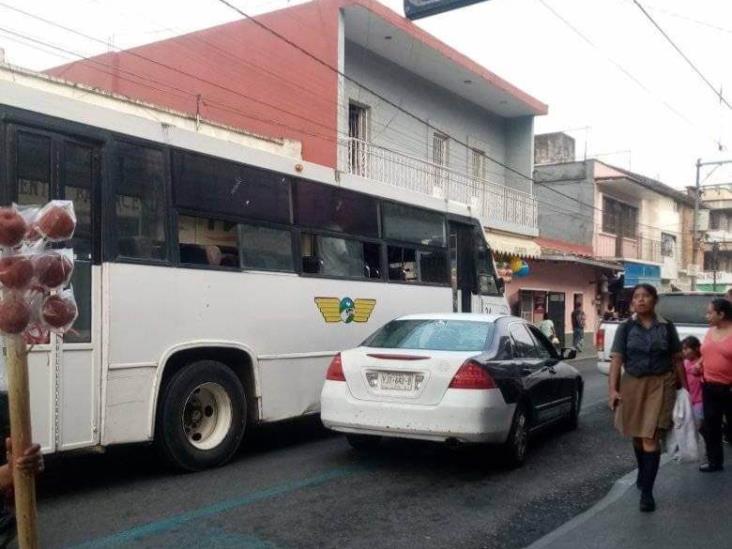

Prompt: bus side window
[178,215,239,267]
[301,233,380,279]
[115,143,168,261]
[239,224,294,272]
[16,132,51,205]
[388,246,448,285]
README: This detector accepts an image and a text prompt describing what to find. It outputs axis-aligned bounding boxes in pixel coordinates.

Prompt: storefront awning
[484,231,541,258]
[540,254,621,271]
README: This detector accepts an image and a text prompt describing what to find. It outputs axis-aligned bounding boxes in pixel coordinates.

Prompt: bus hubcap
[182,382,233,450]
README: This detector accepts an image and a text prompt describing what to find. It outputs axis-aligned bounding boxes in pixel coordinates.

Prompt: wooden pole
[5,334,38,549]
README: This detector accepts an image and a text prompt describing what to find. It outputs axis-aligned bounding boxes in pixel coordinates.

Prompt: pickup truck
[596,292,721,375]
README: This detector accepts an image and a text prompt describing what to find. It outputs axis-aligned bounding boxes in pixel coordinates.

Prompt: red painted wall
[47,1,341,166]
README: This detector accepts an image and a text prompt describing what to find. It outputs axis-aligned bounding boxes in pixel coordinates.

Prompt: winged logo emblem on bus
[314,297,376,324]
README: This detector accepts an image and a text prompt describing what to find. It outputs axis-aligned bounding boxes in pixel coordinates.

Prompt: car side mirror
[561,347,577,361]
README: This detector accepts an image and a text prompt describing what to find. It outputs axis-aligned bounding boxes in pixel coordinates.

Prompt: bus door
[448,222,475,313]
[6,125,100,453]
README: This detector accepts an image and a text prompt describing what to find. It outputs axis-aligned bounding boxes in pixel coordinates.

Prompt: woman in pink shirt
[700,298,732,472]
[681,336,703,428]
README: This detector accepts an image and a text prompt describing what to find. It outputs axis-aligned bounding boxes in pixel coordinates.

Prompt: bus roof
[0,63,484,225]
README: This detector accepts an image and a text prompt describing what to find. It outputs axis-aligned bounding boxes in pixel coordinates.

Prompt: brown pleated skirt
[614,370,677,439]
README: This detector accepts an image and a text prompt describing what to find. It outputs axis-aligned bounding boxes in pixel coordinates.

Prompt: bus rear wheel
[156,360,246,472]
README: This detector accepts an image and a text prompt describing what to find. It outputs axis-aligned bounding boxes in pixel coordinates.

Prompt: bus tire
[156,360,246,472]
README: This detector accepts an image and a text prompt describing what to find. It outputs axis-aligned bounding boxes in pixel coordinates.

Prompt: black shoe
[640,492,655,513]
[699,463,724,473]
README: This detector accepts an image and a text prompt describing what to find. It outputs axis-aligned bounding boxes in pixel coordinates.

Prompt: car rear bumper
[320,381,515,444]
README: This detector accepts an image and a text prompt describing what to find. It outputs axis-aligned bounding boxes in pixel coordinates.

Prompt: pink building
[500,238,619,350]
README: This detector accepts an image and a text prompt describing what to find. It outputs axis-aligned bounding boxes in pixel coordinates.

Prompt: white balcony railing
[338,137,538,231]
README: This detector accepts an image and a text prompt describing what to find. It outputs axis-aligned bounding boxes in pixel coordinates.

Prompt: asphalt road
[36,358,636,549]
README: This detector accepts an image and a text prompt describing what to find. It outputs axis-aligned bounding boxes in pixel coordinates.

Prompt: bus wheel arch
[154,344,259,471]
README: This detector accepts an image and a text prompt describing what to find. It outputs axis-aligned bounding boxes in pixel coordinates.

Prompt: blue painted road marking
[70,465,361,548]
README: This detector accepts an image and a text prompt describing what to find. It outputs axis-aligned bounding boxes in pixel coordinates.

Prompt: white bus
[0,66,508,470]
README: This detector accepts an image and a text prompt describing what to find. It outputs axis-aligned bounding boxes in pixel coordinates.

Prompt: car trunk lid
[342,347,479,405]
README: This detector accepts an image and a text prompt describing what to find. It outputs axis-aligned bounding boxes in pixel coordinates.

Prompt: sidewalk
[528,448,731,549]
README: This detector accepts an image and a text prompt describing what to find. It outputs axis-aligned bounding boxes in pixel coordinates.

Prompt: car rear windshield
[657,295,719,325]
[362,319,494,352]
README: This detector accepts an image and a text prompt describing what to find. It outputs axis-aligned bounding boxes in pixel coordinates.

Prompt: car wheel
[564,385,582,431]
[346,434,382,451]
[502,404,529,467]
[156,360,246,472]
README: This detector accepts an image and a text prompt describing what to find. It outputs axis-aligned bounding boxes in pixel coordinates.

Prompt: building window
[661,233,676,258]
[432,132,448,167]
[602,196,637,239]
[432,132,449,189]
[710,210,732,232]
[348,103,369,176]
[471,148,486,180]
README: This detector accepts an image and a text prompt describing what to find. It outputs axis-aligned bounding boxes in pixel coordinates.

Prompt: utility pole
[712,241,720,292]
[692,158,701,291]
[692,157,732,291]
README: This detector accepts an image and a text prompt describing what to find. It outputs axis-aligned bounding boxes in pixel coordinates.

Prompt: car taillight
[449,360,496,389]
[596,329,605,352]
[326,353,346,381]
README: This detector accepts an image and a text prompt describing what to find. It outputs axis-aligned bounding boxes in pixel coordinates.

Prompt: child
[681,336,704,428]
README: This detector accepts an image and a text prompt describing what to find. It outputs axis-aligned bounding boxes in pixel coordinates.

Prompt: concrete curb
[524,455,672,549]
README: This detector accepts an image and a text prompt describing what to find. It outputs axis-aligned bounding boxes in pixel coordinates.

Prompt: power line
[643,3,732,35]
[0,3,689,239]
[0,1,442,161]
[631,0,732,111]
[537,0,724,151]
[214,0,543,186]
[214,0,695,236]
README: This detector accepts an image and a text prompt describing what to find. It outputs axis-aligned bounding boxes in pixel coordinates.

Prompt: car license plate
[379,372,414,391]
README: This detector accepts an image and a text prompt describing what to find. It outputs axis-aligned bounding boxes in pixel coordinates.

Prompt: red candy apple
[0,294,31,334]
[37,202,75,241]
[42,294,78,329]
[34,252,74,289]
[0,256,34,289]
[0,208,27,248]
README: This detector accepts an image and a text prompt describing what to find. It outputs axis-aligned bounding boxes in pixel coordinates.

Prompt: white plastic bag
[667,388,700,463]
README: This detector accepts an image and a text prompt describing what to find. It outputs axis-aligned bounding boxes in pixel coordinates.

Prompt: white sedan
[320,313,582,465]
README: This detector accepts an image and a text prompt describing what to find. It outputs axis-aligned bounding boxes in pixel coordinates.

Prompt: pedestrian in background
[571,303,586,352]
[608,284,685,512]
[699,298,732,473]
[539,312,555,339]
[681,336,704,429]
